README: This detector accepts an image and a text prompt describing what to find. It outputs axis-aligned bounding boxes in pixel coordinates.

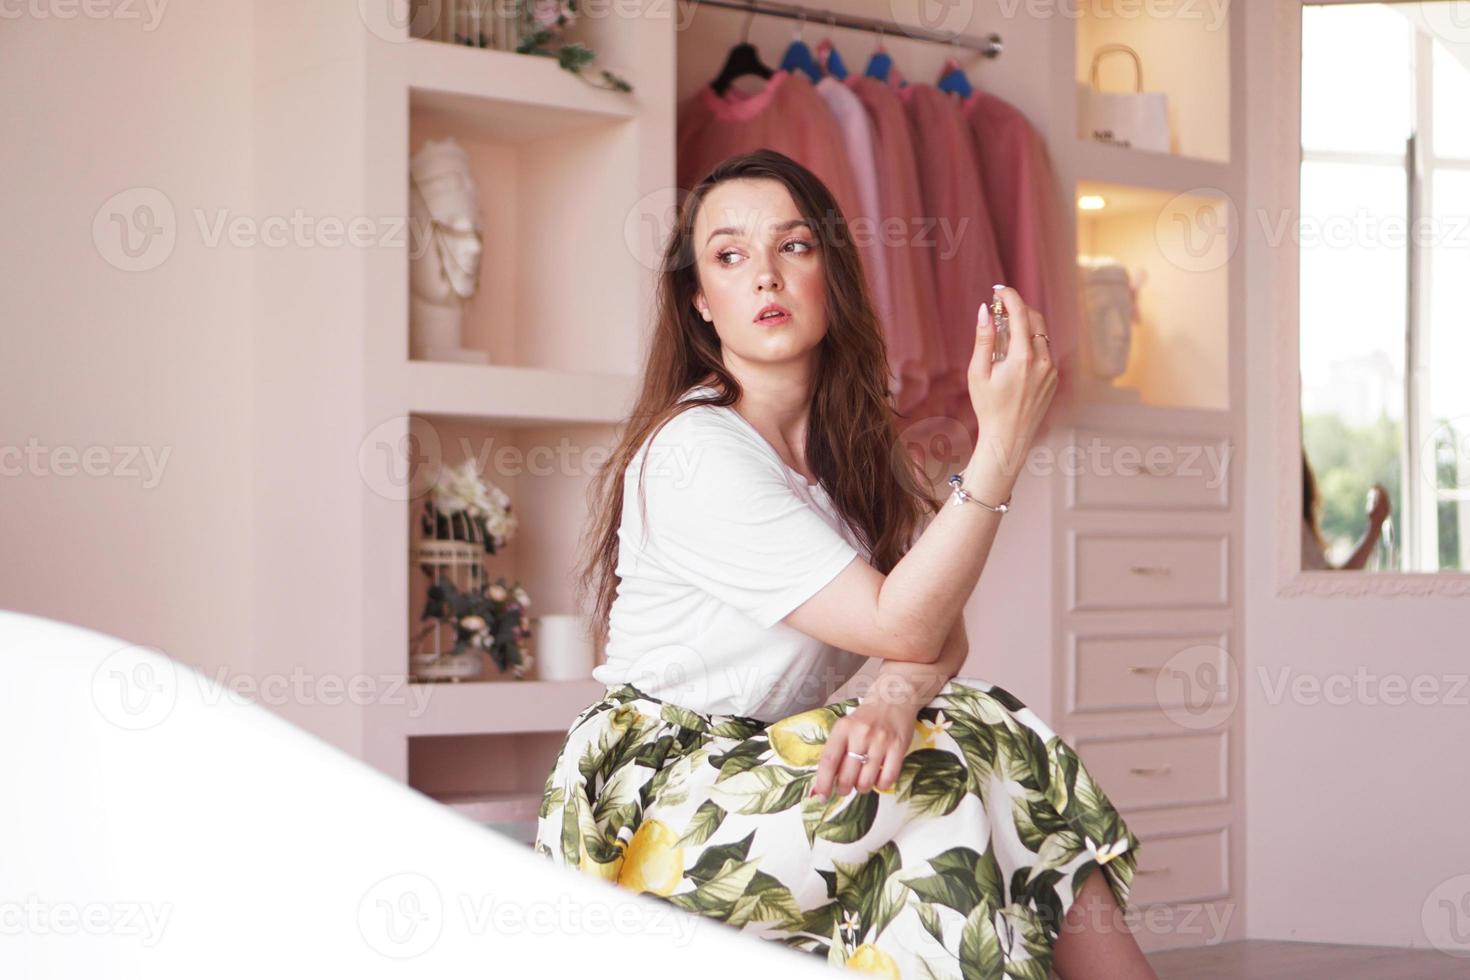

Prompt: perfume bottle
[990,284,1010,361]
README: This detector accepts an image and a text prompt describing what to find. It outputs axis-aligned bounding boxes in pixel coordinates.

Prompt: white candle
[530,614,594,681]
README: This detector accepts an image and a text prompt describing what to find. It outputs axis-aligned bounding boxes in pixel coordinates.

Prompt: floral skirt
[533,676,1142,978]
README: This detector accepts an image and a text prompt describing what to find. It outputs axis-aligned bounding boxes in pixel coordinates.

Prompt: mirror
[1297,1,1470,573]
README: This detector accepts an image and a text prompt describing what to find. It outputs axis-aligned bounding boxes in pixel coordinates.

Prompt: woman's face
[690,178,828,366]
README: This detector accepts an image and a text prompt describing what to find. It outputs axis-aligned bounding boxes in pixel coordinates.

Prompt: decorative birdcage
[409,460,532,682]
[410,500,490,681]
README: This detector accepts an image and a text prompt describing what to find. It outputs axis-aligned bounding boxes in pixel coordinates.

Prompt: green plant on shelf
[414,575,533,676]
[514,0,633,92]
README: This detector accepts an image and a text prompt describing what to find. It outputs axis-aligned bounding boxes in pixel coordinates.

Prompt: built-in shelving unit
[1055,0,1247,953]
[255,1,669,841]
[373,16,660,827]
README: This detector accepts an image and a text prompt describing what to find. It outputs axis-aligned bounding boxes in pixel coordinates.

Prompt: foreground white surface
[0,610,829,979]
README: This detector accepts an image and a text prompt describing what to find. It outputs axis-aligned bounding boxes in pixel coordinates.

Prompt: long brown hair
[574,148,941,643]
[1303,455,1326,551]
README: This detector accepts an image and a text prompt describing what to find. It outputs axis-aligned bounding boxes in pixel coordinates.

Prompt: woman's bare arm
[784,286,1056,663]
[783,447,1015,663]
[862,614,969,707]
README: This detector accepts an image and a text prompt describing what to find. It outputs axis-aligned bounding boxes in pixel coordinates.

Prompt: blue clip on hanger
[779,13,822,84]
[937,54,972,98]
[815,16,847,80]
[864,22,893,81]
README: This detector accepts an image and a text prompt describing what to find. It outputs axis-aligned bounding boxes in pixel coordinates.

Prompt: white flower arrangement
[426,458,519,553]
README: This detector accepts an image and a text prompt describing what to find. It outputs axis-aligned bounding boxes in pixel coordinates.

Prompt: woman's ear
[692,291,712,322]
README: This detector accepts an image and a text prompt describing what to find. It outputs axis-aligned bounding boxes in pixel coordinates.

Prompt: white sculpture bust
[1077,255,1140,402]
[409,137,489,363]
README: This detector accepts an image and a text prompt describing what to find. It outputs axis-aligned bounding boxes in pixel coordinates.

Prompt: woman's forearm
[866,614,968,709]
[877,444,1021,660]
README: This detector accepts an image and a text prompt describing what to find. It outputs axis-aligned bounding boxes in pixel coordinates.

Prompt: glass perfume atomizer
[990,284,1010,361]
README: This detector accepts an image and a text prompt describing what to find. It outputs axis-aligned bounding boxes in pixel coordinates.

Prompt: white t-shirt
[592,385,869,721]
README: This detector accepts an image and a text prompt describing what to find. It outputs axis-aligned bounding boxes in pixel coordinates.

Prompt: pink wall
[0,2,255,684]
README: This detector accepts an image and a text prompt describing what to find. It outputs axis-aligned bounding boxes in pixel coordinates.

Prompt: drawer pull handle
[1134,866,1172,875]
[1128,765,1172,776]
[1128,563,1173,576]
[1124,460,1178,477]
[1127,665,1160,674]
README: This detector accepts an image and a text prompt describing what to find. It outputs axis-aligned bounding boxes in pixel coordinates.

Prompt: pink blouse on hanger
[816,75,929,417]
[677,69,865,248]
[845,75,949,421]
[899,82,1008,444]
[964,90,1078,422]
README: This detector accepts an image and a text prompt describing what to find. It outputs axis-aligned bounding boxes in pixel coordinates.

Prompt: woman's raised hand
[968,285,1058,467]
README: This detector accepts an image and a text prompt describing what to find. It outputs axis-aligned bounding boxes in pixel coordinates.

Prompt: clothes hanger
[864,22,894,81]
[778,10,822,83]
[936,32,973,98]
[814,13,848,81]
[710,1,774,96]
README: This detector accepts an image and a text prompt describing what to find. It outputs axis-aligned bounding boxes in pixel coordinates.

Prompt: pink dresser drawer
[1071,730,1228,811]
[1068,630,1233,714]
[1068,428,1231,511]
[1128,826,1230,906]
[1069,532,1229,610]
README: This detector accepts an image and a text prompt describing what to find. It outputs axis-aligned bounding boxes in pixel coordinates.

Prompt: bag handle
[1089,43,1144,92]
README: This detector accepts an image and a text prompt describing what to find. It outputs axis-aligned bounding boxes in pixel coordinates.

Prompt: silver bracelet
[948,473,1010,514]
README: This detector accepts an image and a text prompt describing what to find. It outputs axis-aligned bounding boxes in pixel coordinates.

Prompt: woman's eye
[714,240,811,265]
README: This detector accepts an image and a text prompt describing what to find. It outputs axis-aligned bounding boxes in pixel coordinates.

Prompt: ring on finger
[857,749,887,792]
[834,747,867,795]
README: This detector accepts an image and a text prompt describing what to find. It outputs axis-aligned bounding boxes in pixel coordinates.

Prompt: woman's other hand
[809,698,918,801]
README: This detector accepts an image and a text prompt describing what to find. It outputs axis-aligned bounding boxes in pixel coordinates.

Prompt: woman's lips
[755,310,791,326]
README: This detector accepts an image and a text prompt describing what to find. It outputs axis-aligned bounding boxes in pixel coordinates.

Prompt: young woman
[1301,456,1391,571]
[535,148,1154,979]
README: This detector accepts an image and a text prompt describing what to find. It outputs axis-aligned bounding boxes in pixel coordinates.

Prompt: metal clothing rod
[682,0,1004,57]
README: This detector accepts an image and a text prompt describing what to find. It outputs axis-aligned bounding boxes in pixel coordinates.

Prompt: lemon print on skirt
[617,818,684,897]
[767,707,833,767]
[846,943,901,977]
[536,678,1142,979]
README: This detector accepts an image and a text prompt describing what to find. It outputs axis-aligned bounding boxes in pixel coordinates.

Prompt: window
[1299,2,1470,572]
